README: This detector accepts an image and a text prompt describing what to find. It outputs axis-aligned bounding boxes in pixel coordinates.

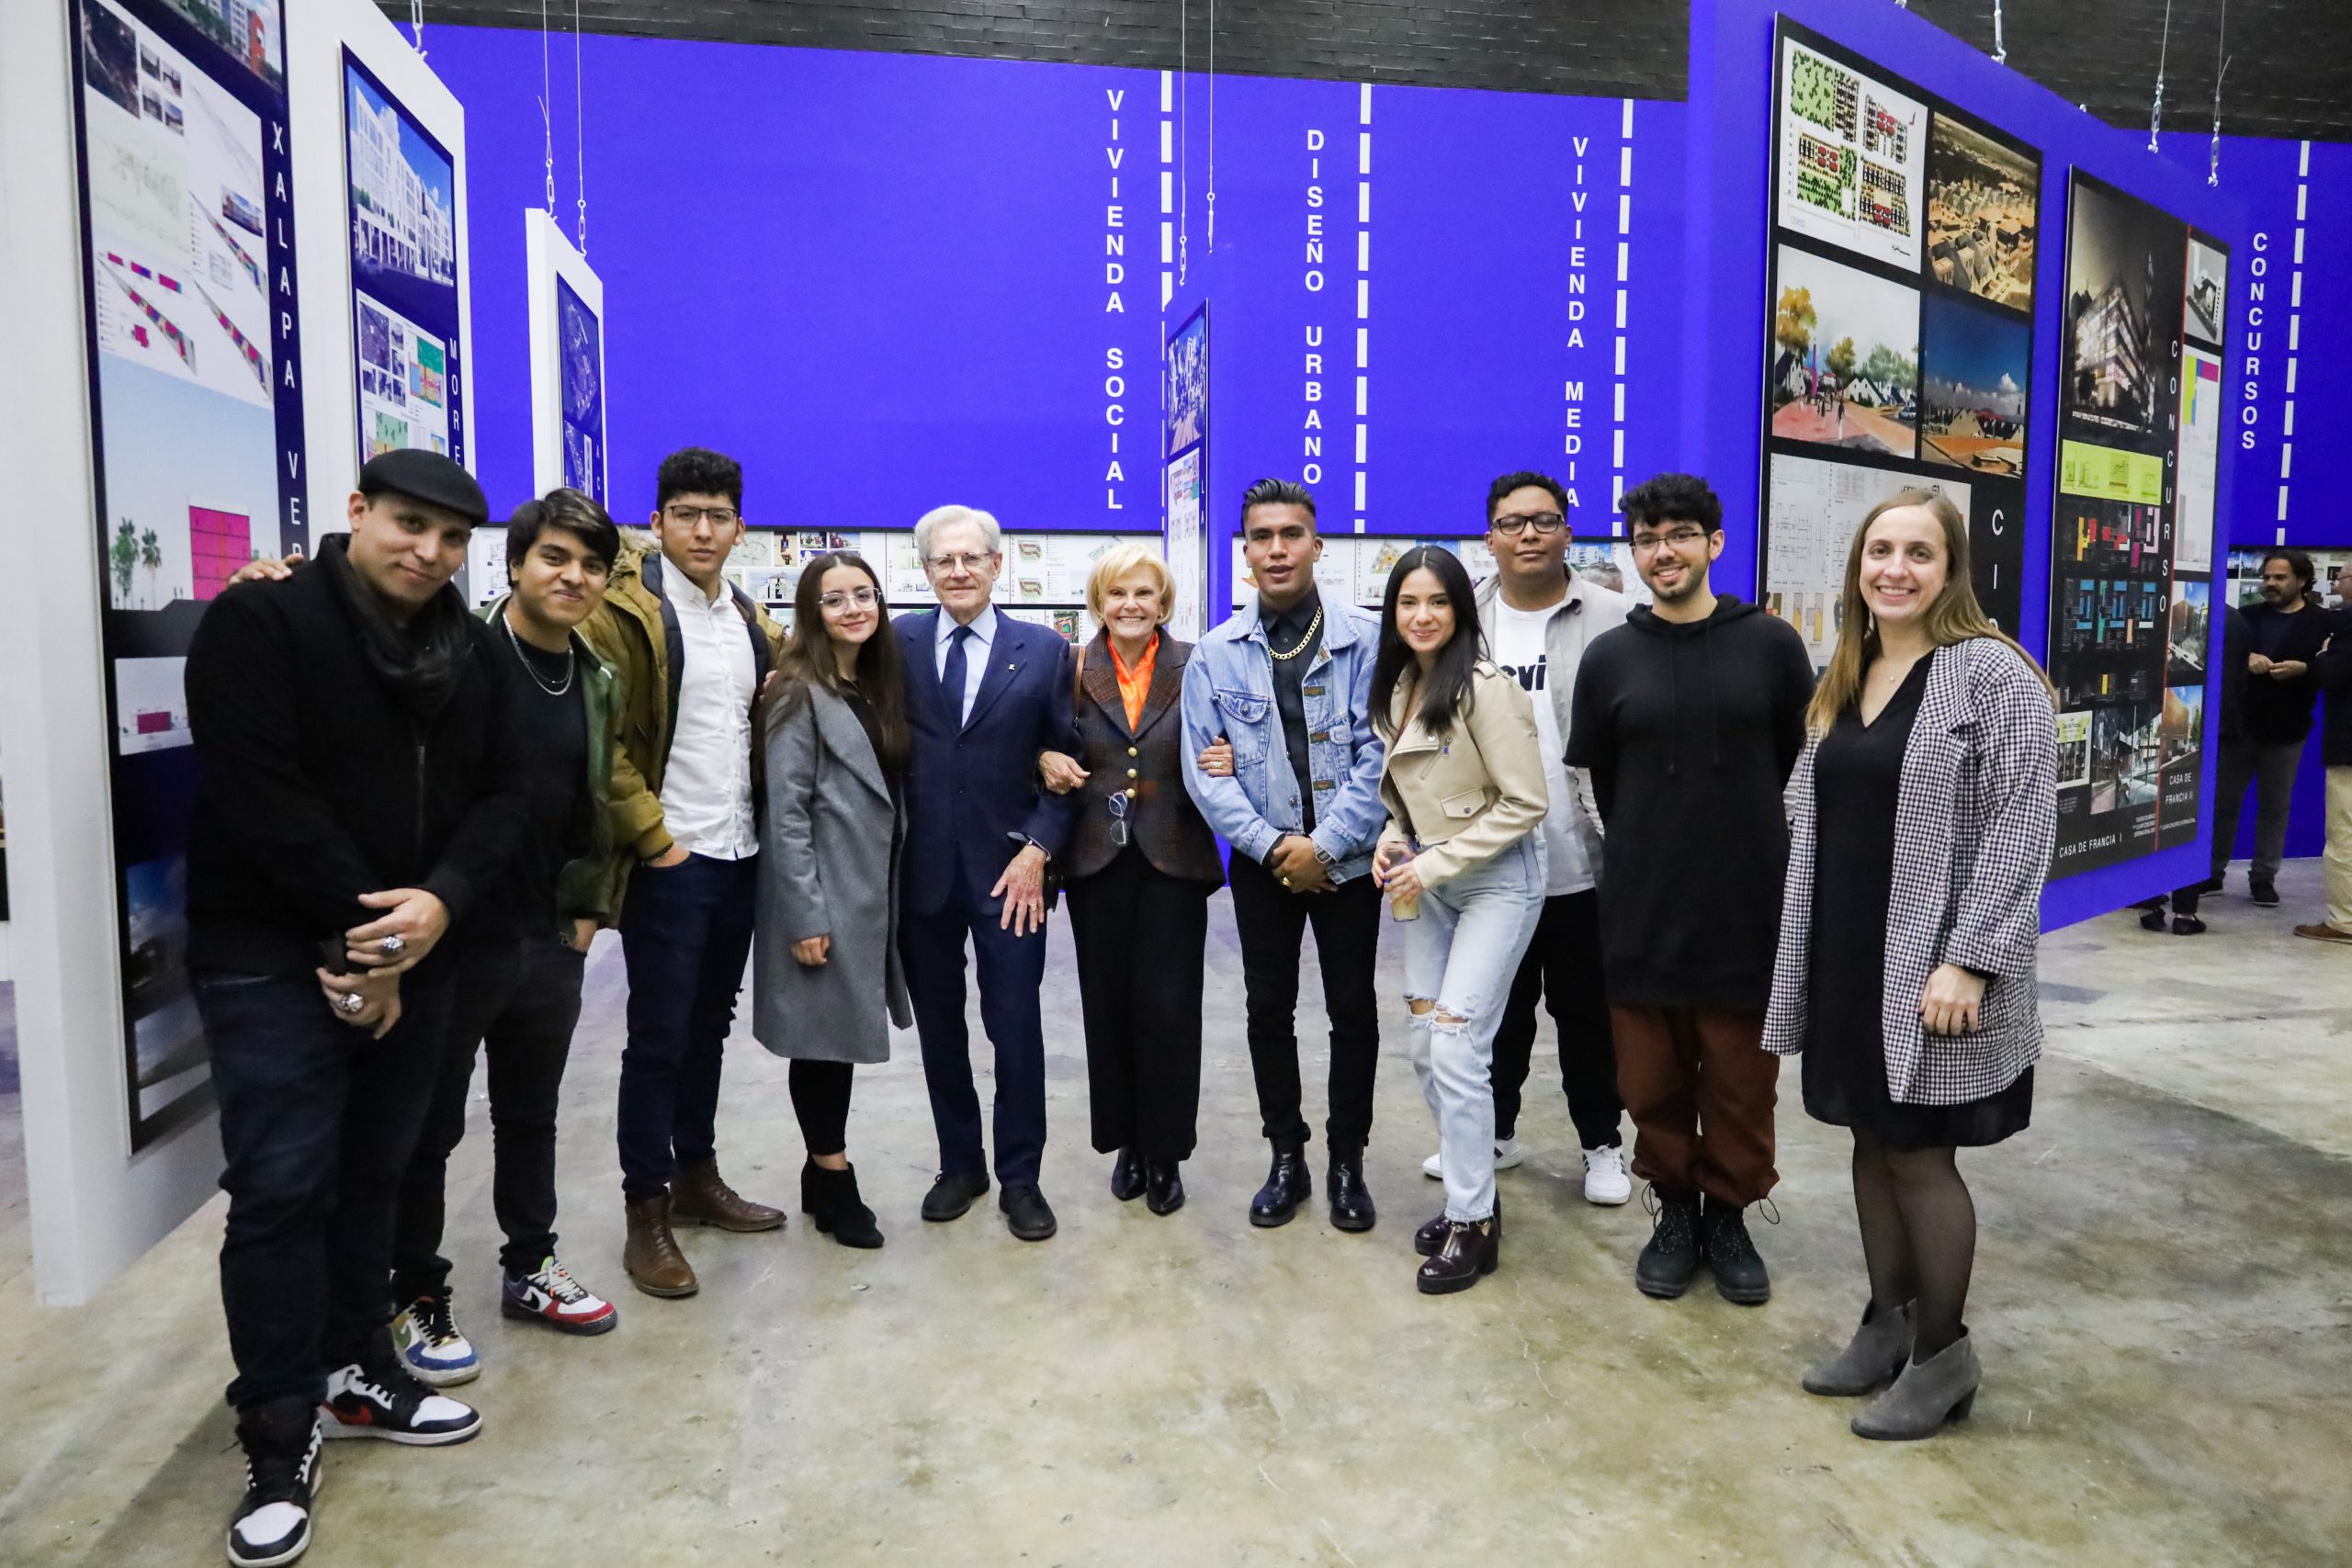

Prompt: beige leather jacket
[1376,662,1550,889]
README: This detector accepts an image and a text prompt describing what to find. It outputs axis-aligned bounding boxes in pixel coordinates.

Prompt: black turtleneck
[1261,585,1325,838]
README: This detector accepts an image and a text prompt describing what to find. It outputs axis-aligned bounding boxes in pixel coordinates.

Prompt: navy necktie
[940,624,974,728]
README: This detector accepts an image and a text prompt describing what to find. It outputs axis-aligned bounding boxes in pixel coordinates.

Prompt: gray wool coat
[753,681,912,1064]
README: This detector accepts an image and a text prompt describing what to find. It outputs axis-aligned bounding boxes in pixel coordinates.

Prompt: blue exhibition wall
[1687,0,2251,927]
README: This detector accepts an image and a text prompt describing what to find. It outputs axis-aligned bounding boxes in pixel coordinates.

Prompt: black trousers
[1225,852,1383,1153]
[391,934,586,1298]
[1067,847,1212,1161]
[789,1060,854,1157]
[1488,889,1623,1148]
[199,962,458,1411]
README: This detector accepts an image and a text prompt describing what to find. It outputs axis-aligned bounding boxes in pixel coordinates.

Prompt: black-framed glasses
[1106,789,1131,849]
[818,587,879,611]
[1629,527,1710,555]
[1492,511,1566,536]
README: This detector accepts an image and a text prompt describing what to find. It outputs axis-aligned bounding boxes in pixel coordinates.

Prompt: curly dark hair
[1621,472,1723,536]
[656,446,744,512]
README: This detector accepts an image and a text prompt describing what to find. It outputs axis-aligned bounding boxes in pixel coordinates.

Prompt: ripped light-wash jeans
[1403,833,1547,1223]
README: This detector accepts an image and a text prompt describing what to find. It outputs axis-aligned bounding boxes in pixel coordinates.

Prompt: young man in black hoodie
[186,449,526,1568]
[1566,473,1815,1306]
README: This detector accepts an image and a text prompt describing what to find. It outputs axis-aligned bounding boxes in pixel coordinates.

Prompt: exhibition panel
[65,0,309,1146]
[1164,303,1209,639]
[1759,20,2040,664]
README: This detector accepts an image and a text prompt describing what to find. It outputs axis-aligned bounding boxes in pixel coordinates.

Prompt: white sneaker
[1422,1139,1526,1179]
[1582,1145,1633,1206]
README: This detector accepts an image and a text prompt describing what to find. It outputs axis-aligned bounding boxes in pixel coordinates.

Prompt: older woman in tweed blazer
[1763,491,2056,1444]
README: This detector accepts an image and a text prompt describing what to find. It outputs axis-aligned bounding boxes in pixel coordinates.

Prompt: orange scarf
[1108,633,1159,731]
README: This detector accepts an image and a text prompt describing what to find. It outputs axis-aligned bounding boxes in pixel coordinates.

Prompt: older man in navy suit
[897,505,1080,1240]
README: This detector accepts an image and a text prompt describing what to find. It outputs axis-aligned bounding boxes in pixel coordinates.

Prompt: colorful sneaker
[390,1293,479,1387]
[227,1399,322,1567]
[503,1255,619,1336]
[320,1360,482,1446]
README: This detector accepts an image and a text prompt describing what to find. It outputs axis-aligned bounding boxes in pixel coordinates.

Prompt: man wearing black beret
[186,448,529,1568]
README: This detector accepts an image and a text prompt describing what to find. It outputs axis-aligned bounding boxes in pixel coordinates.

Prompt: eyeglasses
[924,552,996,574]
[665,505,739,527]
[1106,788,1130,849]
[818,587,879,611]
[1491,511,1566,536]
[1629,527,1710,555]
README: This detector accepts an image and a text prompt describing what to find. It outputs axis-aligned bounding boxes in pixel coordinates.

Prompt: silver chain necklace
[503,611,576,696]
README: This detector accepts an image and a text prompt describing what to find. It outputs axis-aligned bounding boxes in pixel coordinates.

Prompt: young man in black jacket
[186,450,526,1568]
[2218,549,2332,905]
[386,490,628,1392]
[1566,473,1815,1307]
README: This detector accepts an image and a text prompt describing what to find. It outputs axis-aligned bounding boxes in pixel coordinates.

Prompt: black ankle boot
[1250,1140,1312,1227]
[802,1159,884,1249]
[1111,1148,1146,1201]
[1701,1195,1770,1304]
[1635,1187,1702,1298]
[1144,1159,1185,1215]
[1328,1149,1377,1232]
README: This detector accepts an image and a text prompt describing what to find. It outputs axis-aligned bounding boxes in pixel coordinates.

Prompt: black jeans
[618,852,759,1201]
[1488,890,1623,1148]
[1067,847,1212,1161]
[391,935,586,1297]
[1225,852,1382,1152]
[200,962,458,1411]
[789,1061,854,1157]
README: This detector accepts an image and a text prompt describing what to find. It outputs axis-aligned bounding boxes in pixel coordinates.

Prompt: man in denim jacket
[1182,479,1389,1232]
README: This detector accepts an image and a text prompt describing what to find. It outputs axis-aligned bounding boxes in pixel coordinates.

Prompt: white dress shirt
[657,552,758,860]
[934,603,1000,727]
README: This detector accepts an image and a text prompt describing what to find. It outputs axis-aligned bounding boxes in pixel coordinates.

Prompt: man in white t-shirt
[1419,471,1633,1204]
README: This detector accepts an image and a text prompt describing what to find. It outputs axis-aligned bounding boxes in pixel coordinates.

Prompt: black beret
[357,448,490,527]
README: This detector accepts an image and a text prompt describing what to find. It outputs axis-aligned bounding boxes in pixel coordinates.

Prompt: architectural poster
[1761,20,2039,664]
[1163,305,1208,641]
[66,0,306,1143]
[2051,170,2228,874]
[343,51,463,465]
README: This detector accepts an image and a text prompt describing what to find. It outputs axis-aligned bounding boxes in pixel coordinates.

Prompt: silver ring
[379,934,407,957]
[337,991,366,1015]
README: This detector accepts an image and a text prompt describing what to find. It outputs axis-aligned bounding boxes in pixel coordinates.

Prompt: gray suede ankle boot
[1851,1329,1979,1440]
[1803,1300,1914,1396]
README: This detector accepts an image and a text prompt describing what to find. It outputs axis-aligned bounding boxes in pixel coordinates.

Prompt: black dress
[1803,649,2033,1150]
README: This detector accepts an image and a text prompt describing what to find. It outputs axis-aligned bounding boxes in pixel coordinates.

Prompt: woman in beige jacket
[1369,547,1550,1294]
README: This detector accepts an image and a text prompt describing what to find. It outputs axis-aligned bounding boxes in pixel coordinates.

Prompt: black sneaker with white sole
[228,1396,322,1567]
[319,1359,482,1445]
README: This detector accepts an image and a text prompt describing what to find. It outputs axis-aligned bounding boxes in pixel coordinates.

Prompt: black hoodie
[1565,595,1815,1010]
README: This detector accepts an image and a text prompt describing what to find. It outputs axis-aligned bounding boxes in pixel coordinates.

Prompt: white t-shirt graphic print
[1488,597,1589,895]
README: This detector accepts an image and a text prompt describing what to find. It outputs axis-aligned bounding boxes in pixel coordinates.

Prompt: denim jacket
[1180,598,1388,881]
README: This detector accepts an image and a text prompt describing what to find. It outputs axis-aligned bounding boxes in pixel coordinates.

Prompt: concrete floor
[0,869,2347,1565]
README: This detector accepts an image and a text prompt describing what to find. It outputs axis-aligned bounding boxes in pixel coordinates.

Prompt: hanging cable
[1176,0,1188,288]
[408,0,426,56]
[1204,0,1216,254]
[2209,0,2231,186]
[2149,0,2173,151]
[1991,0,2007,63]
[540,0,556,213]
[573,0,588,255]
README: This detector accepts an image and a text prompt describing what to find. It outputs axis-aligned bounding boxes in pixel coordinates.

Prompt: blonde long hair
[1805,489,2054,737]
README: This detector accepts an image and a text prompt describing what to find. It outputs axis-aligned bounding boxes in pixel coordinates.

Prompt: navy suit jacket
[896,608,1080,915]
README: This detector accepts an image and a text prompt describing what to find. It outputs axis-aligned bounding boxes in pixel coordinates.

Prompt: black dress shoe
[1328,1151,1377,1232]
[1635,1188,1702,1298]
[1249,1140,1312,1228]
[1415,1210,1499,1294]
[1000,1184,1058,1241]
[1413,1212,1450,1257]
[1144,1160,1185,1215]
[1110,1149,1146,1202]
[2251,879,2281,908]
[921,1168,991,1223]
[1700,1196,1771,1305]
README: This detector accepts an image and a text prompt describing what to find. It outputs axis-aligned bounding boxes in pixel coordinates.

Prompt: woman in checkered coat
[1763,490,2057,1443]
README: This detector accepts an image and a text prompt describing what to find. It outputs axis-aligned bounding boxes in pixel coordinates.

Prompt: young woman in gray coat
[756,552,913,1248]
[1764,491,2057,1442]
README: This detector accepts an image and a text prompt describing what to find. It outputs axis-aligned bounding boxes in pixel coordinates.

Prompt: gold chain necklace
[1268,604,1323,661]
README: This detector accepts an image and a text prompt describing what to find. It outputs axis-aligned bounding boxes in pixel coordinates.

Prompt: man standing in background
[2215,549,2330,908]
[585,447,788,1299]
[1419,470,1631,1205]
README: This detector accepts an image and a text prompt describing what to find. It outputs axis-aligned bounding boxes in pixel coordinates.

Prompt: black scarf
[320,534,471,721]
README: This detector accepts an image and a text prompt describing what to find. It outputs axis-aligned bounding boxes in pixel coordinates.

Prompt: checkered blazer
[1763,637,2058,1105]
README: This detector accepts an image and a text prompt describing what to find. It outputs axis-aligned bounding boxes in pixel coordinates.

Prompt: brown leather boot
[623,1194,699,1298]
[669,1157,786,1233]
